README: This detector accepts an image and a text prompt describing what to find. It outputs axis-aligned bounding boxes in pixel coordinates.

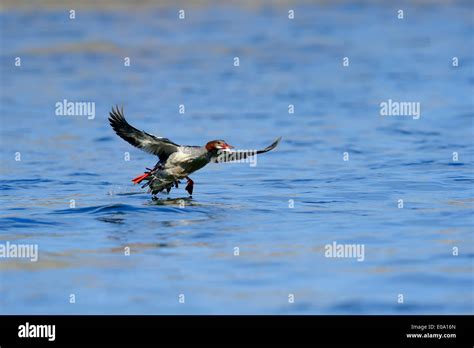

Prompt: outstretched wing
[108,106,180,163]
[213,137,282,163]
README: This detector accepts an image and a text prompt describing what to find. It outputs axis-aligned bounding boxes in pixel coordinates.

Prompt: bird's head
[205,140,234,152]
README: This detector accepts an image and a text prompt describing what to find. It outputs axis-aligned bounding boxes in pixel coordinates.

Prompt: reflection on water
[0,1,473,314]
[149,196,194,206]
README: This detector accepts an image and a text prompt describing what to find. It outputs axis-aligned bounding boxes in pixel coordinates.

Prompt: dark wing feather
[108,106,179,163]
[213,137,282,163]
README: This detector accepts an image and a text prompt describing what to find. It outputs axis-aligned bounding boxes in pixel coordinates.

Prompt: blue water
[0,2,473,314]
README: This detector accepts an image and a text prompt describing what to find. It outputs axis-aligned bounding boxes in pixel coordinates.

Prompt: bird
[108,106,281,196]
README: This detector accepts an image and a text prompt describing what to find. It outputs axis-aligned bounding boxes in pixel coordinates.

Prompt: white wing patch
[167,150,195,166]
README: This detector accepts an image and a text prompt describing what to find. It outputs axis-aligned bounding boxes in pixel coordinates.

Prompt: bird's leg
[185,177,194,195]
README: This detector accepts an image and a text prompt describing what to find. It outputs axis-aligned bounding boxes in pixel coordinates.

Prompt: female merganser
[109,106,281,196]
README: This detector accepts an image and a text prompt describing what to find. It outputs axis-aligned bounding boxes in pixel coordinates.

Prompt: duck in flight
[108,106,281,196]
